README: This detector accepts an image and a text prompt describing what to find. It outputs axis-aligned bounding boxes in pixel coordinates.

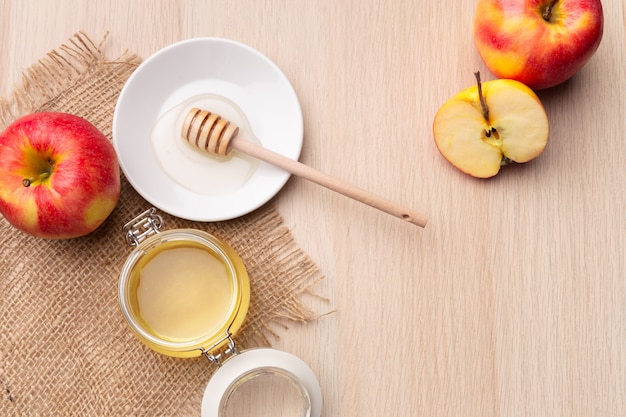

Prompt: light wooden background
[1,1,624,416]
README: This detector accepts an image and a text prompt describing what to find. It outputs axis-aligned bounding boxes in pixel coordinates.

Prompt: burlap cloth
[0,32,326,416]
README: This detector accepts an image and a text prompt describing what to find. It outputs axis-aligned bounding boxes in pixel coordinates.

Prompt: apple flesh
[0,112,120,239]
[473,0,604,90]
[433,73,549,178]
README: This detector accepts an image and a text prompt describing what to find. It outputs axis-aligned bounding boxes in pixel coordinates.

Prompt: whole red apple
[0,112,120,239]
[473,0,604,90]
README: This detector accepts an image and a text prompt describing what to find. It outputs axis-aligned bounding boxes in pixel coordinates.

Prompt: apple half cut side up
[433,73,549,178]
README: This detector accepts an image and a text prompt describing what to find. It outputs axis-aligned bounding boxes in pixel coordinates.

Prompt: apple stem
[542,0,559,21]
[22,157,54,187]
[22,171,52,187]
[474,71,490,122]
[475,71,501,140]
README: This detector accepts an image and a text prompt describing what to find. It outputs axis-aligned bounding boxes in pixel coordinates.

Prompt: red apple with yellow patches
[473,0,604,90]
[433,72,549,178]
[0,112,120,239]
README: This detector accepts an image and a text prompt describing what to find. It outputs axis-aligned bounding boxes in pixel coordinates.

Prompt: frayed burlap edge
[0,31,140,128]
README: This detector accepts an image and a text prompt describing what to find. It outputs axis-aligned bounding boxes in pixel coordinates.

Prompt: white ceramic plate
[113,38,302,221]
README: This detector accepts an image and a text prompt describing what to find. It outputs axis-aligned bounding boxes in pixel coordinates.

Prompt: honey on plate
[150,93,260,196]
[119,228,250,358]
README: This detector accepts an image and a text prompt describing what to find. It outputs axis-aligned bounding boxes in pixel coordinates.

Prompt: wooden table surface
[1,1,624,416]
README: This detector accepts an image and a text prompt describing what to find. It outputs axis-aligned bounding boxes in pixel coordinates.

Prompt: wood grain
[1,1,624,416]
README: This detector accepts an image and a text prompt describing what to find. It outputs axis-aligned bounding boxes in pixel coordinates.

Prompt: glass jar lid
[202,348,322,417]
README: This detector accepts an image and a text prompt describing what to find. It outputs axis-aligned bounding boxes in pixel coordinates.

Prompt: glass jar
[117,208,321,417]
[118,212,249,358]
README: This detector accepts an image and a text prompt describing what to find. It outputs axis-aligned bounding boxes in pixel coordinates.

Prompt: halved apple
[433,73,549,178]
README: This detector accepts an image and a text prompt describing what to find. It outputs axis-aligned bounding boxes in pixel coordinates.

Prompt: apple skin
[0,112,120,239]
[473,0,604,90]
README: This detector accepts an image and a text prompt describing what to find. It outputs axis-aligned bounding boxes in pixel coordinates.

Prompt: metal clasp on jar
[199,330,239,366]
[123,207,164,246]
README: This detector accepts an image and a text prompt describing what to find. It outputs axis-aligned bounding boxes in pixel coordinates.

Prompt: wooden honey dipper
[182,108,427,227]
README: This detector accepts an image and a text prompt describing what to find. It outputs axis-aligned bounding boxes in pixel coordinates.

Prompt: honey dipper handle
[230,137,427,227]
